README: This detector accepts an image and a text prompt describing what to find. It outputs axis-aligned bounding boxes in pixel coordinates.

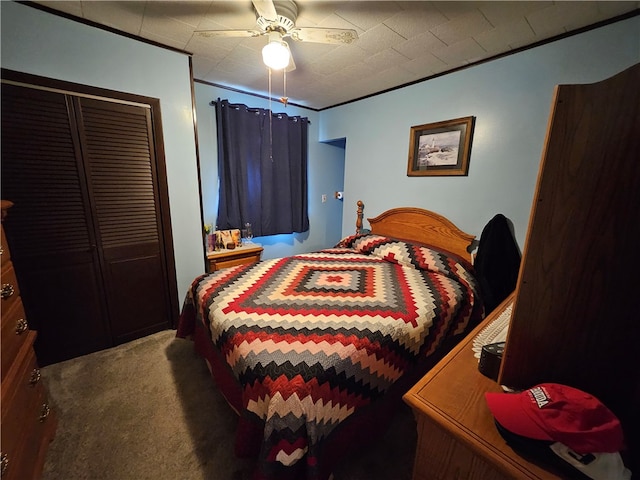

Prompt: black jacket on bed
[474,214,521,314]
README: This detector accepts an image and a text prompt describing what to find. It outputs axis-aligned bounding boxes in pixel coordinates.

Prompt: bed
[176,201,484,480]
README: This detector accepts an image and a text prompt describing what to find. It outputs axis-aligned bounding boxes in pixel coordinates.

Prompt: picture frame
[407,116,475,176]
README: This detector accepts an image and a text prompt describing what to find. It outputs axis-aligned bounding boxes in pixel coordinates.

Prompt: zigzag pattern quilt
[178,234,482,479]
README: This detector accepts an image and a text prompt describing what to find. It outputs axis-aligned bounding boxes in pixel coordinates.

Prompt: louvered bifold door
[1,83,112,365]
[73,97,172,344]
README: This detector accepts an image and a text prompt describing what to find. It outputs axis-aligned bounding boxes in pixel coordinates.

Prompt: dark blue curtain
[214,99,309,237]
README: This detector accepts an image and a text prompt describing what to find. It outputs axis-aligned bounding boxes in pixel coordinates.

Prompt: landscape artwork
[416,130,461,167]
[407,116,475,177]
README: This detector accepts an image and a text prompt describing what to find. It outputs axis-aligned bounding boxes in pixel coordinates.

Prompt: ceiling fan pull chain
[268,68,273,161]
[281,70,288,107]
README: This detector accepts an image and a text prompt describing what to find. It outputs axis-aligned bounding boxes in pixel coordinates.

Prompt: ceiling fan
[195,0,359,71]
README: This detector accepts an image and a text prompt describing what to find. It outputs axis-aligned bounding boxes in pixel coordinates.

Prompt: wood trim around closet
[1,68,180,362]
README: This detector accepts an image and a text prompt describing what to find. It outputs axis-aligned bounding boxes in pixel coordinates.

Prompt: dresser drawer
[1,262,21,313]
[1,201,57,480]
[213,255,259,271]
[1,342,54,480]
[1,297,30,380]
[5,387,56,480]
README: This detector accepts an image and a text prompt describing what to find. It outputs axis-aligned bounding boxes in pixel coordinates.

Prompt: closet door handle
[1,283,14,299]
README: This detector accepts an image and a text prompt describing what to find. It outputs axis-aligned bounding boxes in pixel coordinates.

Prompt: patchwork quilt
[177,234,483,479]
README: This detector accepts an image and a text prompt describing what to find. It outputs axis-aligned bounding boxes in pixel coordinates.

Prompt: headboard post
[355,200,364,234]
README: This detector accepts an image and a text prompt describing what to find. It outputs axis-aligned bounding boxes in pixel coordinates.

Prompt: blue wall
[320,15,639,252]
[2,0,638,299]
[1,1,203,303]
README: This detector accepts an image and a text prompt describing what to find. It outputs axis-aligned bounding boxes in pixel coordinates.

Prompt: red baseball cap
[485,383,625,454]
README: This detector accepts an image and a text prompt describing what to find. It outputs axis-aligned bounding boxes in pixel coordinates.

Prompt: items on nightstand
[204,224,215,253]
[213,229,241,251]
[206,233,216,253]
[243,223,253,243]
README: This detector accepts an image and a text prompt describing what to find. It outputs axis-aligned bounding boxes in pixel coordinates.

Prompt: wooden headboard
[355,200,475,261]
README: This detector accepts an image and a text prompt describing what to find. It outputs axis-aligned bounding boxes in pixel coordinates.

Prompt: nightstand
[403,294,571,480]
[206,244,263,273]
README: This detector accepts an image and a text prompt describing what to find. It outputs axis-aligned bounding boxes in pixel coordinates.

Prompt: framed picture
[407,116,475,176]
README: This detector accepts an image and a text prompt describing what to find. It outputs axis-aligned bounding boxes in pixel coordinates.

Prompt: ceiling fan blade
[252,0,278,22]
[194,29,263,38]
[289,27,358,45]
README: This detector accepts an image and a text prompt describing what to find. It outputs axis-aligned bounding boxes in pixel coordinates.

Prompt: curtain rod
[210,99,310,124]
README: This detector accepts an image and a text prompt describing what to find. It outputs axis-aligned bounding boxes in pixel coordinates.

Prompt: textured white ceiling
[30,1,639,109]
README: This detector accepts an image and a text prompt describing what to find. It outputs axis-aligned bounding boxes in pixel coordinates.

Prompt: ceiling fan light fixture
[262,40,290,70]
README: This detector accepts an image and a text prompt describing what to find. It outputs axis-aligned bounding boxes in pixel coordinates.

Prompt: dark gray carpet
[40,330,417,480]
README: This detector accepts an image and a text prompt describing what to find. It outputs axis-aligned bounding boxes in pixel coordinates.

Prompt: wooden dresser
[207,244,263,273]
[1,200,57,479]
[404,295,570,480]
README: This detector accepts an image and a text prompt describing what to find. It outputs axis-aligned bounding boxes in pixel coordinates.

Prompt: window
[214,99,309,237]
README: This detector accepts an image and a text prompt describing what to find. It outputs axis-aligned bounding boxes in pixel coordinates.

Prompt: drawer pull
[1,283,14,299]
[29,368,41,386]
[15,318,28,335]
[38,403,51,422]
[1,452,8,476]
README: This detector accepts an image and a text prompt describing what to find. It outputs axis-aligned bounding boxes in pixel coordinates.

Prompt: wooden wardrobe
[499,63,639,471]
[1,70,179,366]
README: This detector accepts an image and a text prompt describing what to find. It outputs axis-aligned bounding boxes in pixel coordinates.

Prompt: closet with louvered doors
[1,73,178,366]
